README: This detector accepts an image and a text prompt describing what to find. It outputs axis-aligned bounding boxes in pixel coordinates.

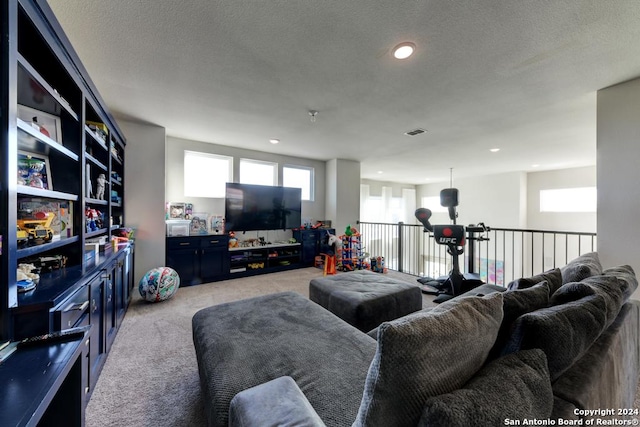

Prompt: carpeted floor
[86,267,428,426]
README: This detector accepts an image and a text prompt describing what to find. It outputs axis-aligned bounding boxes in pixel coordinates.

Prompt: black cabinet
[201,237,230,280]
[228,244,302,277]
[166,236,305,282]
[293,228,335,266]
[88,271,106,399]
[166,236,229,286]
[0,336,86,427]
[104,265,117,353]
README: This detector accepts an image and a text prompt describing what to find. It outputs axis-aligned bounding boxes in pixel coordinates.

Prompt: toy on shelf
[95,173,107,200]
[113,227,134,240]
[17,211,55,244]
[17,263,40,293]
[16,226,29,246]
[228,231,239,248]
[86,121,108,143]
[209,215,225,235]
[85,207,103,232]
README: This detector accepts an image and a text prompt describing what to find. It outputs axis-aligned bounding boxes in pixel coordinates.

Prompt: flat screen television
[224,183,302,232]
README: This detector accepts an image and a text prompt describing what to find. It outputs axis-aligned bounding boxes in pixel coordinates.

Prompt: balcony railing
[357,221,597,286]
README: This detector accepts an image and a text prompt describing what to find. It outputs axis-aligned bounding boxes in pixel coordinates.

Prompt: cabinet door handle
[179,242,190,246]
[209,240,219,244]
[65,301,90,313]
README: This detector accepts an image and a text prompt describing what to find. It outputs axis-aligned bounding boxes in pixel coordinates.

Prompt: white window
[239,159,277,186]
[420,196,448,213]
[283,165,314,201]
[540,187,597,212]
[184,151,232,198]
[360,186,415,223]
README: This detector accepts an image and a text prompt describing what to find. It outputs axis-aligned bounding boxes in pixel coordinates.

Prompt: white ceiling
[46,0,640,184]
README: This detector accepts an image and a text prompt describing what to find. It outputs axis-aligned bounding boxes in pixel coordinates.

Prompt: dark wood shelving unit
[1,1,134,425]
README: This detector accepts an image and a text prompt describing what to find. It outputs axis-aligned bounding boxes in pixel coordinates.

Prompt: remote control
[19,325,91,348]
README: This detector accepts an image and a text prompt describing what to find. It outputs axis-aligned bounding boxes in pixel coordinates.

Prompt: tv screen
[225,183,302,232]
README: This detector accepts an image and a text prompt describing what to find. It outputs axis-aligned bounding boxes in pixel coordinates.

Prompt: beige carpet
[86,267,428,426]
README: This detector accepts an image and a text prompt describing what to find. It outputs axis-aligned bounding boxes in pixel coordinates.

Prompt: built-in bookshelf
[1,0,133,423]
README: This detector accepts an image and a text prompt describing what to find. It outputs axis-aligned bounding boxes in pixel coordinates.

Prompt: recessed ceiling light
[532,164,540,168]
[377,171,384,174]
[269,139,280,144]
[392,42,416,59]
[489,148,500,152]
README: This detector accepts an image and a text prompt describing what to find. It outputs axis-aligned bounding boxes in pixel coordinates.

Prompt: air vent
[404,128,427,136]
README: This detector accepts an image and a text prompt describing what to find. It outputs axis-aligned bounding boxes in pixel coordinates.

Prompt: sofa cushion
[507,268,562,294]
[229,376,326,427]
[550,274,624,328]
[418,349,553,427]
[353,293,504,427]
[560,252,602,284]
[552,301,640,412]
[488,281,550,360]
[603,265,638,301]
[502,293,608,381]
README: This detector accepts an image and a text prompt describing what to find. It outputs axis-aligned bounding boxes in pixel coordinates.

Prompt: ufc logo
[438,237,459,244]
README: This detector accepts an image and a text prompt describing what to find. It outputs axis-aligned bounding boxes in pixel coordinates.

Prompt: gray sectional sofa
[192,252,640,426]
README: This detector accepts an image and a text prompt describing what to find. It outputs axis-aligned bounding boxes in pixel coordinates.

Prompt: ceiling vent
[404,128,427,136]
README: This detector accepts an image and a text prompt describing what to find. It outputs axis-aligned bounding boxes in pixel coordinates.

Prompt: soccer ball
[139,267,180,302]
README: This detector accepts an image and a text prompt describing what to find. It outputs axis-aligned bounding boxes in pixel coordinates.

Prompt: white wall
[120,120,166,282]
[597,77,640,300]
[326,159,360,235]
[416,172,527,228]
[527,166,596,232]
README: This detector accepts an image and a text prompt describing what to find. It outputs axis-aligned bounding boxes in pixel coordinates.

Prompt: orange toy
[323,254,337,275]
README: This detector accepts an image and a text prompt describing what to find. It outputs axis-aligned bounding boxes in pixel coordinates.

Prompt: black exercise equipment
[414,188,490,303]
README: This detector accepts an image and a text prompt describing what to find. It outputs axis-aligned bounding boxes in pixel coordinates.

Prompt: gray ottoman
[309,270,422,332]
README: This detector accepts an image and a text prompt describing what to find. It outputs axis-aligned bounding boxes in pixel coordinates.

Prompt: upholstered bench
[309,270,422,332]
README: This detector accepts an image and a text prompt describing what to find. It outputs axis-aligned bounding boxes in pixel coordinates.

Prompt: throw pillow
[507,268,562,294]
[502,293,608,381]
[488,281,550,360]
[229,376,326,427]
[550,274,624,328]
[603,265,638,301]
[560,252,602,284]
[418,349,553,427]
[353,293,504,427]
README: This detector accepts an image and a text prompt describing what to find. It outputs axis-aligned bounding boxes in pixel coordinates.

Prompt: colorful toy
[138,267,180,303]
[228,231,239,248]
[344,224,360,237]
[17,211,55,243]
[85,208,103,232]
[327,230,342,250]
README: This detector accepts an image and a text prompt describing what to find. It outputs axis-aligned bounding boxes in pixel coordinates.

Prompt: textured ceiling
[46,0,640,184]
